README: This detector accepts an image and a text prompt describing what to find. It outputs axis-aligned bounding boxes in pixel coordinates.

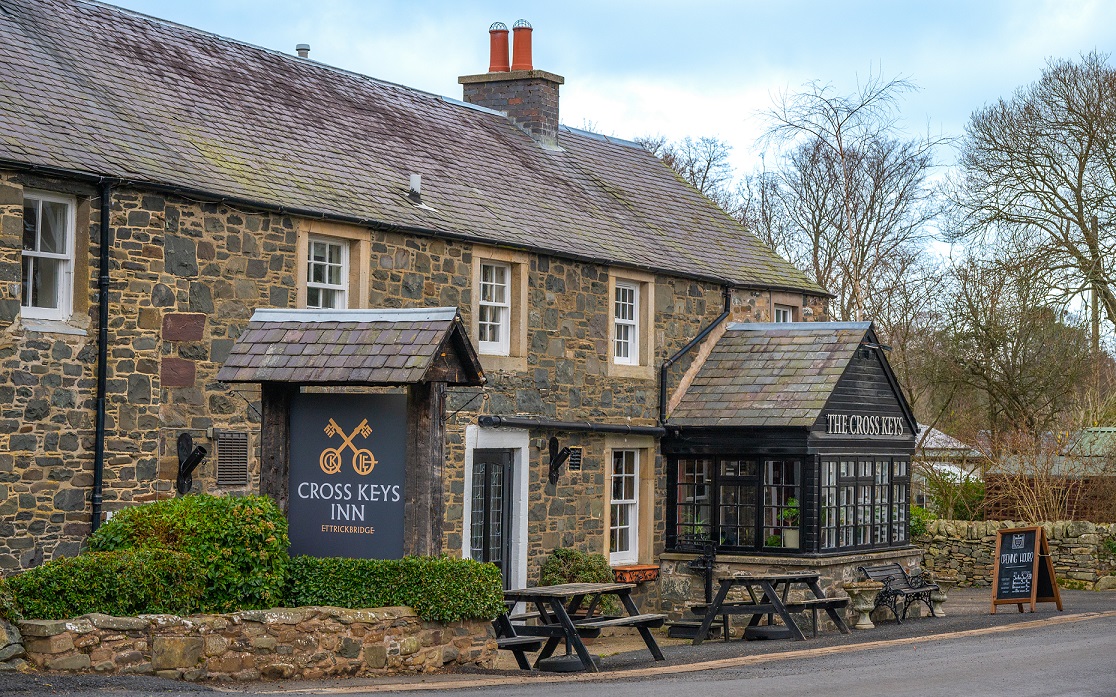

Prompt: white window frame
[613,281,639,365]
[21,191,75,322]
[774,304,794,323]
[305,235,348,309]
[609,449,640,565]
[478,261,511,356]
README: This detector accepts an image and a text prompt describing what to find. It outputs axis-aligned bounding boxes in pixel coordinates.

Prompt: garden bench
[575,613,666,630]
[858,563,939,624]
[492,610,545,670]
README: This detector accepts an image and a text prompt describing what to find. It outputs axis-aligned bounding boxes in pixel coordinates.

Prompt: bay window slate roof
[0,0,821,293]
[669,322,870,427]
[216,308,484,386]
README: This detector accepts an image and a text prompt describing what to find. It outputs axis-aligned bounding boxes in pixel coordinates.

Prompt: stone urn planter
[842,580,884,630]
[929,573,958,617]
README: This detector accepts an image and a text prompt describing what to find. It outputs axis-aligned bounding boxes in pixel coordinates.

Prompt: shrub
[284,555,504,622]
[539,547,620,615]
[0,575,22,623]
[89,494,289,612]
[910,504,935,538]
[6,550,203,620]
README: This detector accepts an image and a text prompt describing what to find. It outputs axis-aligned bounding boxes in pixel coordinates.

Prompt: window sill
[607,362,655,381]
[20,318,88,336]
[479,353,527,373]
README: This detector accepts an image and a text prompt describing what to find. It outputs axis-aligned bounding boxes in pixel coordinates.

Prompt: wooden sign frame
[990,526,1063,614]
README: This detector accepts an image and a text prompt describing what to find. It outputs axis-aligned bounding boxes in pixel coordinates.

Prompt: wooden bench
[493,608,545,670]
[494,635,544,670]
[692,598,848,638]
[575,613,666,630]
[783,597,850,637]
[859,563,938,624]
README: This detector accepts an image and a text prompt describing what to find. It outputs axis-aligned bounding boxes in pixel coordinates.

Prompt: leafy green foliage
[539,548,620,615]
[910,504,935,538]
[89,494,289,612]
[1102,535,1116,558]
[923,468,985,520]
[0,575,22,623]
[6,550,203,620]
[284,556,504,622]
[539,548,613,586]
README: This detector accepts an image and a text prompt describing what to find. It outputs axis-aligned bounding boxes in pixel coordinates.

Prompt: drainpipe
[90,181,112,533]
[658,286,732,425]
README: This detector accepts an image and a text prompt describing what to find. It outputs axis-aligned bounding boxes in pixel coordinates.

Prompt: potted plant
[780,497,800,549]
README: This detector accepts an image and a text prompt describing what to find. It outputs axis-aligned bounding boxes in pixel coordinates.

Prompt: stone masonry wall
[0,170,828,575]
[12,607,493,680]
[917,519,1116,589]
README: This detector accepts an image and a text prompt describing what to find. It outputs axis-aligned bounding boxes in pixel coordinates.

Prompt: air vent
[215,431,249,486]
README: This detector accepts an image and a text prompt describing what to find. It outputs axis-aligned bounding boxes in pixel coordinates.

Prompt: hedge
[4,549,204,620]
[89,494,289,612]
[284,555,505,622]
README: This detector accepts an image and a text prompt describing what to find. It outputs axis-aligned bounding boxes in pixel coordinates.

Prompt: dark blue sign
[288,393,407,558]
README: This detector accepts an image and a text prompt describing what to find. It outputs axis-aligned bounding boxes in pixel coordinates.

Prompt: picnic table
[690,571,850,645]
[496,582,666,672]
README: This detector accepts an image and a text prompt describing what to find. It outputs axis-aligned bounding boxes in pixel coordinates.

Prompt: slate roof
[669,322,870,427]
[0,0,822,293]
[216,308,484,385]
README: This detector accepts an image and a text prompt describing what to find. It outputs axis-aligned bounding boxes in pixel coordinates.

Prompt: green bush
[0,575,22,623]
[910,504,935,538]
[89,494,289,612]
[284,555,504,622]
[539,547,620,615]
[6,550,203,620]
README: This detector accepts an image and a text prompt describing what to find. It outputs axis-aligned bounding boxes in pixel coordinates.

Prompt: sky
[106,0,1116,181]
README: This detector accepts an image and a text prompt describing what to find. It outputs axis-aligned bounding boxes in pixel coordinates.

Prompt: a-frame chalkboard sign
[990,526,1063,614]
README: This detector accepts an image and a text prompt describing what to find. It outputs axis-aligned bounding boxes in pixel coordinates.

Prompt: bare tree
[763,72,945,320]
[931,252,1095,436]
[637,135,738,213]
[734,166,798,264]
[953,51,1116,338]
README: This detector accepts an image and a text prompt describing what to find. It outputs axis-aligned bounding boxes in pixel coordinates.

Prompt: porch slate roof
[669,322,870,427]
[0,0,822,293]
[216,308,484,386]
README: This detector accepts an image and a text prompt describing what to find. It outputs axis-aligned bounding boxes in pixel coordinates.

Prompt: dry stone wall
[917,520,1116,589]
[13,607,493,680]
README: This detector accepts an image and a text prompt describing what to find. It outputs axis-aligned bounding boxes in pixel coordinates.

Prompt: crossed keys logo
[320,418,378,476]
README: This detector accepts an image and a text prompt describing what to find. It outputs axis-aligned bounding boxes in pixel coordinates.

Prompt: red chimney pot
[511,19,533,71]
[488,22,510,73]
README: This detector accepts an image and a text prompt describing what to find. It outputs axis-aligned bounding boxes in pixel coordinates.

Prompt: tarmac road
[1,589,1113,697]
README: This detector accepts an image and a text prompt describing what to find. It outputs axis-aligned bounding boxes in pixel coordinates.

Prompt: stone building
[0,0,845,585]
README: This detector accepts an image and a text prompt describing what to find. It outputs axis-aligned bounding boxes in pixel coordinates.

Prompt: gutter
[658,286,732,425]
[90,180,112,533]
[477,415,666,437]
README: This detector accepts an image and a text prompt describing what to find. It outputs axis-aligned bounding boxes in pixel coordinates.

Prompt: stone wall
[12,606,493,680]
[917,520,1116,589]
[0,170,828,576]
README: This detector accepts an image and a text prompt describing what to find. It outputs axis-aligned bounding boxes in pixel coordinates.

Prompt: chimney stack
[295,43,310,58]
[459,19,565,149]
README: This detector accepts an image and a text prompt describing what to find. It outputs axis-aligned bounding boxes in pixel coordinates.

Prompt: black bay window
[670,456,805,552]
[669,454,909,554]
